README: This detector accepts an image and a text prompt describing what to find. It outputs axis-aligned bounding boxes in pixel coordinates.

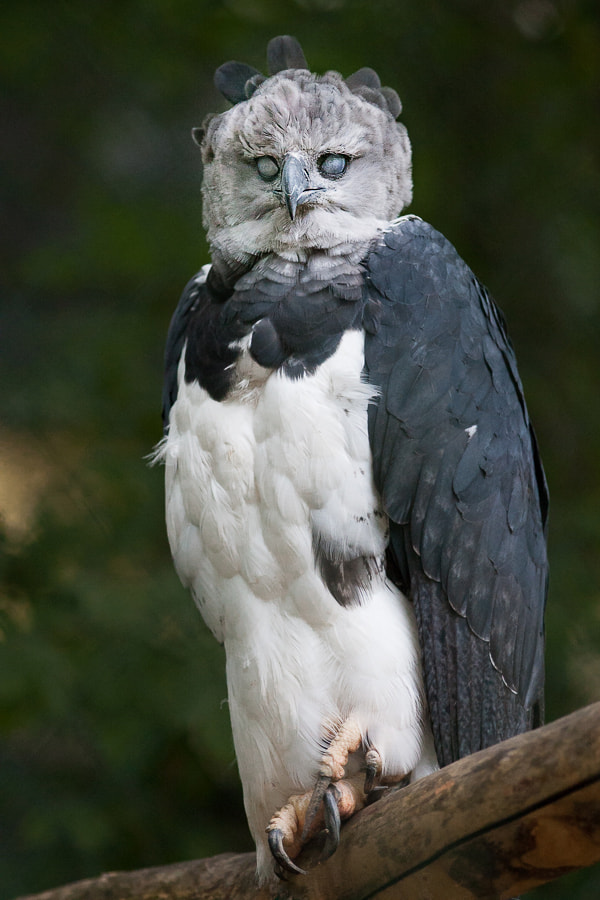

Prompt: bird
[154,35,548,883]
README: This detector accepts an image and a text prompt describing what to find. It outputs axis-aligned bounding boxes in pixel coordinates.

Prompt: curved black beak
[280,154,324,220]
[281,154,309,221]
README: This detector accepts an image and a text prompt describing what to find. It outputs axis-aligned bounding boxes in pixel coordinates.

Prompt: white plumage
[158,293,436,877]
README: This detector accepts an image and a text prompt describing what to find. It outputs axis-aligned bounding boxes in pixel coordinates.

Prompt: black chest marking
[184,252,367,401]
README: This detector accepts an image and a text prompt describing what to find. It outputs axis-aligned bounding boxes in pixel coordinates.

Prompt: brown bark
[16,701,600,900]
[14,854,276,900]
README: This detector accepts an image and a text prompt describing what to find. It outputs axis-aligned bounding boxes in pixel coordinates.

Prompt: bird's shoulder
[162,266,212,431]
[364,215,507,341]
[363,216,530,438]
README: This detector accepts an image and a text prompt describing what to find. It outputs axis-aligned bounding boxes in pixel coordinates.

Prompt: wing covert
[363,217,548,766]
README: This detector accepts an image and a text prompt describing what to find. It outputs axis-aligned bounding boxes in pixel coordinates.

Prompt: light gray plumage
[156,35,547,883]
[196,59,412,271]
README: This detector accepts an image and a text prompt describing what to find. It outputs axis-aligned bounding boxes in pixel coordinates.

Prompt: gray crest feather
[380,86,402,118]
[214,60,262,105]
[345,67,382,91]
[267,35,308,74]
[212,37,402,118]
[346,67,402,119]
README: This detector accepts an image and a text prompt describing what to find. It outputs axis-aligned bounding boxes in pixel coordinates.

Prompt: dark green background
[1,1,599,897]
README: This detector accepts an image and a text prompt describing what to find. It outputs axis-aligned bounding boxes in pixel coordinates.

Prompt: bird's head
[194,36,412,269]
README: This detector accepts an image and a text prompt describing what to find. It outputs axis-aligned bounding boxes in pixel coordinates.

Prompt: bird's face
[198,70,412,266]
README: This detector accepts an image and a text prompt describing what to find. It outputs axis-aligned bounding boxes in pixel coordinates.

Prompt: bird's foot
[300,715,363,843]
[266,775,365,876]
[266,716,396,876]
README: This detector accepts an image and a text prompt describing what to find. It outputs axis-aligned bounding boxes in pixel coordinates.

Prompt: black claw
[365,784,389,806]
[301,772,331,842]
[268,828,307,876]
[320,785,341,861]
[366,773,410,806]
[364,760,380,794]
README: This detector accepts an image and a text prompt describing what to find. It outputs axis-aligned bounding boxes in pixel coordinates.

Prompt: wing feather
[364,217,548,766]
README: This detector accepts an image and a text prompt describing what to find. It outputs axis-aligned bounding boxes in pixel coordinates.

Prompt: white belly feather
[160,329,434,874]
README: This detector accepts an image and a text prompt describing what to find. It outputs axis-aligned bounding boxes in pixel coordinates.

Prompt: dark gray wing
[363,217,548,767]
[161,270,209,433]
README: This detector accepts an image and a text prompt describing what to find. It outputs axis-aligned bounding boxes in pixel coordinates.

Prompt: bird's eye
[318,154,348,178]
[256,156,279,182]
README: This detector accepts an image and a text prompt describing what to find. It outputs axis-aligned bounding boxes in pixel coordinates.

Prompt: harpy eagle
[156,36,548,881]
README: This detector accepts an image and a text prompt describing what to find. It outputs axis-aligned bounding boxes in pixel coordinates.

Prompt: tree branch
[16,702,600,900]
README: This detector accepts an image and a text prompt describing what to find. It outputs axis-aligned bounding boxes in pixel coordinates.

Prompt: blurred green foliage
[1,1,599,897]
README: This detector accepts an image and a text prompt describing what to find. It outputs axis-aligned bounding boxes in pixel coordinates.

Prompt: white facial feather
[199,69,412,264]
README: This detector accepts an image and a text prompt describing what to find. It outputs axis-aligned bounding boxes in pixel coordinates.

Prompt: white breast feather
[159,329,436,880]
